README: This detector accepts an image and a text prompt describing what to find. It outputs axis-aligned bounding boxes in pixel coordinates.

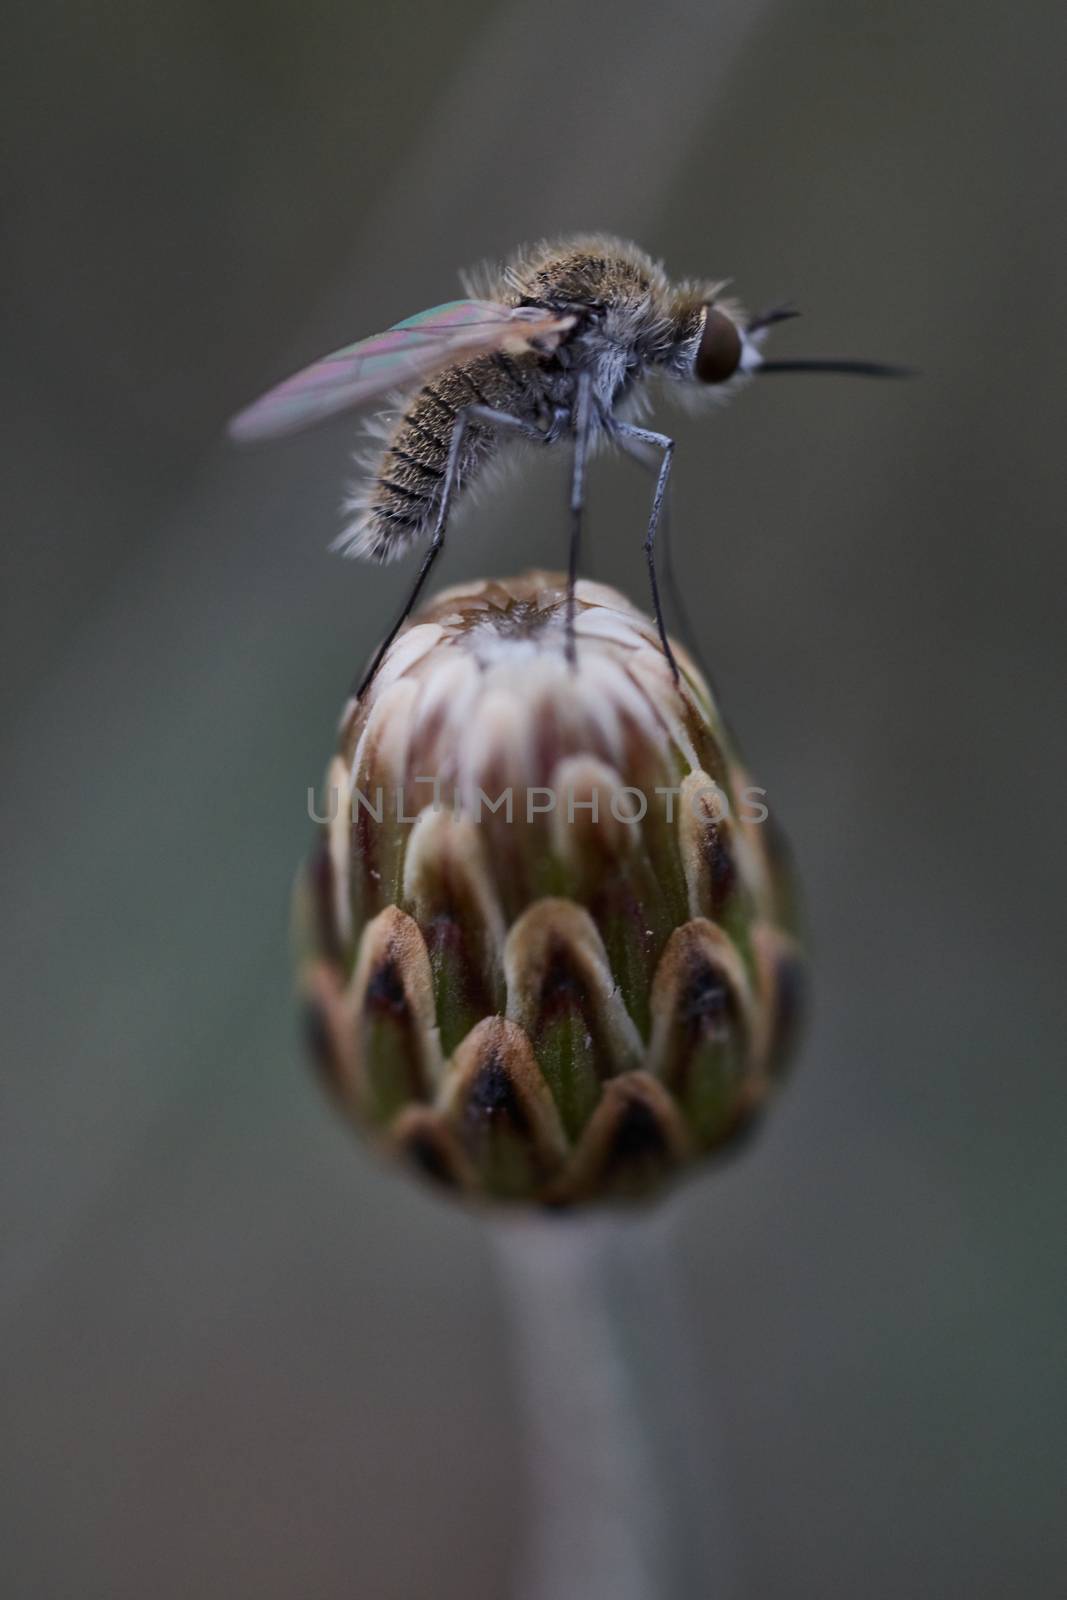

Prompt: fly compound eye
[695,306,743,384]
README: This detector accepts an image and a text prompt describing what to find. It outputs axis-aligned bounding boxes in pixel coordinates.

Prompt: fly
[229,235,909,696]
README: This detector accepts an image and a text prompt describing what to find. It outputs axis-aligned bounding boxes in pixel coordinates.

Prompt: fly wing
[228,300,572,442]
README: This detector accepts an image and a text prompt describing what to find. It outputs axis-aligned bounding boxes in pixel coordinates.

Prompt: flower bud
[296,572,803,1205]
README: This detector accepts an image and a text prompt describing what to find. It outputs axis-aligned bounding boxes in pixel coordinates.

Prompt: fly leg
[613,422,717,689]
[565,372,594,668]
[611,420,679,683]
[355,404,553,700]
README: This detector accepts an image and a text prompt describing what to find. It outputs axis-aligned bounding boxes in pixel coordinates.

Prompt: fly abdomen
[337,351,546,563]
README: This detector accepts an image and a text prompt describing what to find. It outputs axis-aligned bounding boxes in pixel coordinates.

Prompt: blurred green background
[3,1,1065,1595]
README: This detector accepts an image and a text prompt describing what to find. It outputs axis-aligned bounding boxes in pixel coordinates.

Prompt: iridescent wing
[228,300,573,442]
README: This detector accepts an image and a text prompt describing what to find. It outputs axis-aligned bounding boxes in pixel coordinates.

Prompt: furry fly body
[230,235,907,694]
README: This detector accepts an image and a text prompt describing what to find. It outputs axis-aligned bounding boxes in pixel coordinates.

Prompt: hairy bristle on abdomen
[338,351,547,563]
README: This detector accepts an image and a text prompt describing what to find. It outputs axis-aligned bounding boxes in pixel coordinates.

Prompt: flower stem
[490,1207,735,1600]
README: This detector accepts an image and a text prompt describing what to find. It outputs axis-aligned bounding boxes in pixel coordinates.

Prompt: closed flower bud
[296,572,803,1205]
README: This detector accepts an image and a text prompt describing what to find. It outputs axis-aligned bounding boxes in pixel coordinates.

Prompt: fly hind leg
[354,403,550,700]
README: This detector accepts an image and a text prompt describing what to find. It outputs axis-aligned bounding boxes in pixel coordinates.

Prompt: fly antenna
[747,303,801,335]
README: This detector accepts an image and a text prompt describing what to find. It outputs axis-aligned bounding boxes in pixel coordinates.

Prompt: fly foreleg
[612,420,679,683]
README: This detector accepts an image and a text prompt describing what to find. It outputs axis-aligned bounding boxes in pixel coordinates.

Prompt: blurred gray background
[3,0,1065,1595]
